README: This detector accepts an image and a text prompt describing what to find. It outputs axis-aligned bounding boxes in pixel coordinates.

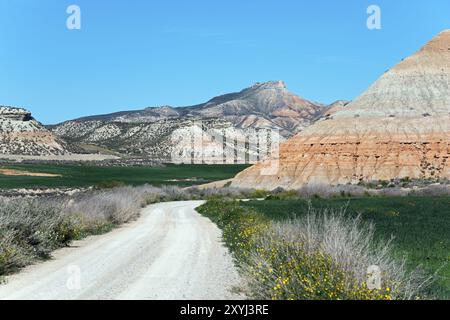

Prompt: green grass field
[0,163,249,189]
[241,196,450,298]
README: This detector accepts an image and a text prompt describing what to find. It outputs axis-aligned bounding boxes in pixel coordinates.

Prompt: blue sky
[0,0,449,124]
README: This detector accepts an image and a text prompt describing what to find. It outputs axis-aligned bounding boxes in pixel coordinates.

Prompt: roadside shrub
[246,211,430,300]
[376,188,409,197]
[412,184,450,197]
[0,186,148,276]
[65,186,143,226]
[197,200,431,300]
[266,190,298,200]
[153,185,257,202]
[0,230,30,275]
[0,198,78,274]
[246,233,392,300]
[186,186,255,201]
[296,184,367,199]
[0,199,69,258]
[197,200,270,260]
[250,189,268,199]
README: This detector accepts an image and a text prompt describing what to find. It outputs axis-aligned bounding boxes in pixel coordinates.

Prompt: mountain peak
[336,29,450,118]
[419,29,450,53]
[251,81,286,90]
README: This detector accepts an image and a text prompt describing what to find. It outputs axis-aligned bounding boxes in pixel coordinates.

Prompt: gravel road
[0,201,242,300]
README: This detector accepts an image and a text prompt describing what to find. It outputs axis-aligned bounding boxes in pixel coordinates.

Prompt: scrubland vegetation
[0,185,255,276]
[197,200,436,300]
[242,195,450,299]
[254,181,450,199]
[0,187,140,276]
[1,180,449,300]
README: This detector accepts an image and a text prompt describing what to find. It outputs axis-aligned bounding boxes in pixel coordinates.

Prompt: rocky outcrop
[0,106,67,155]
[232,30,450,189]
[0,107,33,121]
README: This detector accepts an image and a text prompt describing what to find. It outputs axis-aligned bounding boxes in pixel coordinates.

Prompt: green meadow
[0,163,249,189]
[241,196,450,298]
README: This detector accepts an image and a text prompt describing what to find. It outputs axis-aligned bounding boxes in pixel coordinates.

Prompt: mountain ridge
[59,81,323,132]
[52,81,329,160]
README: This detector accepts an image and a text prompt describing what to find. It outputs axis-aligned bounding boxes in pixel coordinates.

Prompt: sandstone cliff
[232,30,450,189]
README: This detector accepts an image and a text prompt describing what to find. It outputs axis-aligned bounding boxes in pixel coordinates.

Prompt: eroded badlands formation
[232,30,450,189]
[0,106,66,155]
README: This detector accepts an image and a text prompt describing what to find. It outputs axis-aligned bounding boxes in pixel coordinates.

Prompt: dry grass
[411,184,450,197]
[297,184,368,198]
[198,200,433,300]
[245,209,432,300]
[0,186,148,275]
[271,182,450,199]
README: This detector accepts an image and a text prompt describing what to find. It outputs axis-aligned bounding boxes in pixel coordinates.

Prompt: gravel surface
[0,201,242,300]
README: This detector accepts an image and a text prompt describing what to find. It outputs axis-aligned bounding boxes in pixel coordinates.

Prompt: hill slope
[232,30,450,189]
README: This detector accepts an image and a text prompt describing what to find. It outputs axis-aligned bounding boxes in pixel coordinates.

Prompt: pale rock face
[0,106,66,155]
[171,124,284,164]
[232,30,450,189]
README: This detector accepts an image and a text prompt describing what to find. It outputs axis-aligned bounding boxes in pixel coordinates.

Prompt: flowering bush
[198,200,430,300]
[198,200,269,261]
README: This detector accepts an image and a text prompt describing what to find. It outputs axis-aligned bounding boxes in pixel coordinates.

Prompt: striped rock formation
[232,30,450,189]
[0,106,66,155]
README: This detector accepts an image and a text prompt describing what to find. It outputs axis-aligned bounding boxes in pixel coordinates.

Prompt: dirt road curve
[0,201,242,300]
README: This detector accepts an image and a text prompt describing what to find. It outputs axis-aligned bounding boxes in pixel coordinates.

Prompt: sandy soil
[0,169,62,177]
[0,201,243,300]
[0,153,119,162]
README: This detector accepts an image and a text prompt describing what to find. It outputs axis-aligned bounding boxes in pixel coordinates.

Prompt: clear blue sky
[1,0,449,124]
